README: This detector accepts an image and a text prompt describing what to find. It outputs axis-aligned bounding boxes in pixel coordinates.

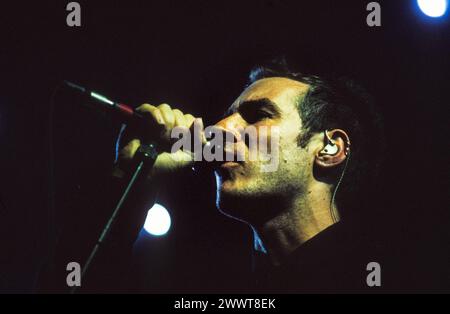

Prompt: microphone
[61,80,211,165]
[63,80,149,131]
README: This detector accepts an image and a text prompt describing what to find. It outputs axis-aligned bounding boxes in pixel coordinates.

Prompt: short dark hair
[248,59,385,218]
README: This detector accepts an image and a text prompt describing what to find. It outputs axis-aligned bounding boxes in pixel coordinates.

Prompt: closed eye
[240,107,272,124]
[236,98,280,124]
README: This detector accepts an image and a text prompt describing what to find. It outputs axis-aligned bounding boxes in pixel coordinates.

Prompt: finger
[172,109,186,127]
[158,103,175,129]
[184,114,195,128]
[191,117,207,146]
[114,138,141,177]
[136,103,156,113]
[119,138,141,161]
[133,103,170,144]
[136,103,164,125]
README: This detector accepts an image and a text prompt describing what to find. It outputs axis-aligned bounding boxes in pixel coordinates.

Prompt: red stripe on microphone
[117,103,134,117]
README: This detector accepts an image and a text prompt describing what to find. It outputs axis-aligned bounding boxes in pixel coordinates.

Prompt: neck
[252,182,338,266]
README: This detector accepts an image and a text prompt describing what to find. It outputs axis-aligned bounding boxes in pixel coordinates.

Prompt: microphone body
[63,80,147,130]
[62,80,215,171]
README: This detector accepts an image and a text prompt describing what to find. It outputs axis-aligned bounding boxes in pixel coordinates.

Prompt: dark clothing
[251,221,384,293]
[38,168,387,293]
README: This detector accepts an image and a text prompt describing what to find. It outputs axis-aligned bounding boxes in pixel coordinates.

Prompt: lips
[206,144,245,171]
[220,161,241,168]
[210,156,243,173]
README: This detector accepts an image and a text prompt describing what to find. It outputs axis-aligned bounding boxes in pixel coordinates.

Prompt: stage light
[417,0,448,17]
[143,203,171,236]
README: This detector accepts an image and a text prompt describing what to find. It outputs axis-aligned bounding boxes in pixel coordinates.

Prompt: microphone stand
[70,142,158,294]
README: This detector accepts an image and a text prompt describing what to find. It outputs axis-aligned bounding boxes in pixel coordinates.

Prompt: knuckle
[173,108,183,115]
[158,103,171,110]
[184,114,195,125]
[150,109,164,124]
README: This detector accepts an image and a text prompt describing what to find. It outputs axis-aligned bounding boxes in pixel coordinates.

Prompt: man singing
[99,60,385,293]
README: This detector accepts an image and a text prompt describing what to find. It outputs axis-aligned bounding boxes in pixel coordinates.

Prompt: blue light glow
[143,203,171,236]
[417,0,448,17]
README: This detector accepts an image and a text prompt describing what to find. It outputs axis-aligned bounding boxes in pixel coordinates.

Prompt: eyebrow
[224,98,281,118]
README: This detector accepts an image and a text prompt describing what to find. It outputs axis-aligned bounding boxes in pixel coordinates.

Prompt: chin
[215,186,264,226]
[215,180,246,220]
[216,196,250,224]
[217,187,287,228]
[214,171,281,224]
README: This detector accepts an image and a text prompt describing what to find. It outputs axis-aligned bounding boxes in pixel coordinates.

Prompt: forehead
[232,77,310,111]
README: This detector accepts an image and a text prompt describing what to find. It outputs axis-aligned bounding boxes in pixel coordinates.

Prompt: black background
[0,0,448,293]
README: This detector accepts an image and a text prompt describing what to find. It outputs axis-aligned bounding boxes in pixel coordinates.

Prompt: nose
[208,114,248,161]
[214,113,244,144]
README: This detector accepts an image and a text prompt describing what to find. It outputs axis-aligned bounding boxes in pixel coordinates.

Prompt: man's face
[213,77,314,222]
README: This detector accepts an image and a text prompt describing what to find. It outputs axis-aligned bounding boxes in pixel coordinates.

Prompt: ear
[314,129,351,169]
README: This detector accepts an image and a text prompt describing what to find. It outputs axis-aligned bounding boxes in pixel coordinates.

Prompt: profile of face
[213,77,314,224]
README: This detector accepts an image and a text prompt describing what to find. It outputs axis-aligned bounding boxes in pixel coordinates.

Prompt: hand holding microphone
[60,82,210,288]
[62,81,207,179]
[114,103,206,179]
